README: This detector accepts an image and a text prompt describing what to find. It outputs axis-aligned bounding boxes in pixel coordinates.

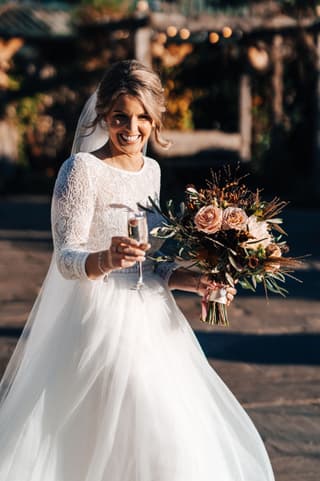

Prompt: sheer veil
[0,83,151,408]
[71,90,109,154]
[0,91,108,406]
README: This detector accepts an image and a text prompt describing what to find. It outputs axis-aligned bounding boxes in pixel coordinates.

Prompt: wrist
[97,250,113,275]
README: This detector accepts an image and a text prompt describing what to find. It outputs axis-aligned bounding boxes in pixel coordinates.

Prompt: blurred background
[1,0,320,203]
[0,1,319,480]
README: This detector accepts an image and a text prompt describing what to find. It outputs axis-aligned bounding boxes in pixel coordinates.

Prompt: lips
[119,134,141,143]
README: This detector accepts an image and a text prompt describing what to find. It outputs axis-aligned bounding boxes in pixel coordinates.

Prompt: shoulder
[144,155,161,175]
[59,152,98,171]
[54,153,101,197]
[56,153,102,181]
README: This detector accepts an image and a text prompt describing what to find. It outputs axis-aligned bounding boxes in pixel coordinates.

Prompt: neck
[99,143,144,172]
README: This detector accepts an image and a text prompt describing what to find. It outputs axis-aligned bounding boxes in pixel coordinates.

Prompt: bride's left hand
[197,275,237,306]
[168,269,237,305]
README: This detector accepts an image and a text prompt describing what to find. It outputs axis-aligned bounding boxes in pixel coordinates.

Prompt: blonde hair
[93,60,170,149]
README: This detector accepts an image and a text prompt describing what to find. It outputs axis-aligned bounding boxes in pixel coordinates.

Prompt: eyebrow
[112,109,148,115]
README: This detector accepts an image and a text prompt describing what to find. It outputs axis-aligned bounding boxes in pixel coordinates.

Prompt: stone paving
[0,196,319,480]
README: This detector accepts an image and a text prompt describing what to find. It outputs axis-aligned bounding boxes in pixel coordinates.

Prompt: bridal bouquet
[149,167,302,326]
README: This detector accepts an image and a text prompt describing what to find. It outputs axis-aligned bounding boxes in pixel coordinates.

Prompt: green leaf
[239,278,256,292]
[228,253,243,272]
[251,275,257,289]
[270,272,286,283]
[186,187,199,195]
[267,217,283,224]
[150,227,176,238]
[225,272,235,287]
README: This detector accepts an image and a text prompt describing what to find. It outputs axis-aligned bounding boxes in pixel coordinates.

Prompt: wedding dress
[0,151,275,481]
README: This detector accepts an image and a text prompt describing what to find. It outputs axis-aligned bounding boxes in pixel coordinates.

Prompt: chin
[120,143,145,154]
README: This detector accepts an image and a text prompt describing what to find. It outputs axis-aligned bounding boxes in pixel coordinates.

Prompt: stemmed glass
[127,211,148,290]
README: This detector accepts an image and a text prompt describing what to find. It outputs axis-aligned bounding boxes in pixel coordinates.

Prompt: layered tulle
[0,262,274,481]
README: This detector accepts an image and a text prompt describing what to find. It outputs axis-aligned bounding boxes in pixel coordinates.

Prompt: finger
[120,258,144,268]
[119,245,147,257]
[227,288,237,296]
[138,242,151,251]
[112,236,139,247]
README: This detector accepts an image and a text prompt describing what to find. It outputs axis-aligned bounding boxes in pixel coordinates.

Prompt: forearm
[169,268,237,305]
[168,268,200,293]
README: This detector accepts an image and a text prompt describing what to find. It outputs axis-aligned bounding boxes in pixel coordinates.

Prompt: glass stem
[137,261,144,286]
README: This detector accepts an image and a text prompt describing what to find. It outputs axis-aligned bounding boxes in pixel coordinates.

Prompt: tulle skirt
[0,262,274,481]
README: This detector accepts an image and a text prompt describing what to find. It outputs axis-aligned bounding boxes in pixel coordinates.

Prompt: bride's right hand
[106,236,150,270]
[85,237,150,279]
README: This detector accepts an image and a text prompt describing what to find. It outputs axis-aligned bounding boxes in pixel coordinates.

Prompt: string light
[247,46,269,71]
[209,32,219,44]
[167,25,178,37]
[222,26,232,39]
[179,28,190,40]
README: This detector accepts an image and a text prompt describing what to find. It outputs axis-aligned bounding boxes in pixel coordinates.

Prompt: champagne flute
[127,211,148,290]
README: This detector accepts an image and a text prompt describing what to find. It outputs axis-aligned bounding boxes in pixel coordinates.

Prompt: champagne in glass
[128,211,148,289]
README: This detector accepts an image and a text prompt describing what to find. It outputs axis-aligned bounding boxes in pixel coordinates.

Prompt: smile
[119,134,140,143]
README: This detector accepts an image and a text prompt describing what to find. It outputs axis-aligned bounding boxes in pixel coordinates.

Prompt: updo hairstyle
[94,59,170,149]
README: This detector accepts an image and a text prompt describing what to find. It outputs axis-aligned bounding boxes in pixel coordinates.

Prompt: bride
[0,59,274,481]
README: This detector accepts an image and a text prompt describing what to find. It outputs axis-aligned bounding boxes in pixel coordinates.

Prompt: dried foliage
[148,166,303,326]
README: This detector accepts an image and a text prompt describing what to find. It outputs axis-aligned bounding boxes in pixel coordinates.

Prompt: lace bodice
[51,153,175,281]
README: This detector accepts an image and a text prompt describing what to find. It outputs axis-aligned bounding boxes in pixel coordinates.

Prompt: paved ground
[0,196,319,480]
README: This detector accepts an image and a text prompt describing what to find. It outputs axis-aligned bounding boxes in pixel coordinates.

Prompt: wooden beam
[150,129,241,158]
[239,73,252,162]
[134,26,152,67]
[271,34,284,125]
[313,32,320,197]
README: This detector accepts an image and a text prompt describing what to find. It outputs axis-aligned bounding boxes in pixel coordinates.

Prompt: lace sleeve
[51,155,95,280]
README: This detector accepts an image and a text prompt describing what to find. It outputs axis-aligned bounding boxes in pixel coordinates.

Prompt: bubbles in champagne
[128,213,148,244]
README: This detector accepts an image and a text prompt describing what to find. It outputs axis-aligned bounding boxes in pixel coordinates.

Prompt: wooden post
[239,73,252,162]
[134,26,152,67]
[313,32,320,197]
[271,34,284,125]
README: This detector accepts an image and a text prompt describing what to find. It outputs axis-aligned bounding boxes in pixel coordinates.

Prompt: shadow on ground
[1,327,319,365]
[195,331,320,365]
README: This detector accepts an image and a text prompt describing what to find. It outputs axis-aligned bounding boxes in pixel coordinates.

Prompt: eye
[139,114,152,122]
[111,114,127,125]
[114,114,126,120]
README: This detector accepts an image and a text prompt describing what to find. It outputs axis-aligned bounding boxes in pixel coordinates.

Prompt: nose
[126,116,139,132]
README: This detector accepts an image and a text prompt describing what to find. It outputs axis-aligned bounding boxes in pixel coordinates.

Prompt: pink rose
[222,207,248,231]
[194,205,223,234]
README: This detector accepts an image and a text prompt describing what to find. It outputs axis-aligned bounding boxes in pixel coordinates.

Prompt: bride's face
[105,94,153,157]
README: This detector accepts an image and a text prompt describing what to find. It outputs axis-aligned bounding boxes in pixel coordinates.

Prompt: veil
[0,91,103,406]
[0,87,148,407]
[71,90,108,154]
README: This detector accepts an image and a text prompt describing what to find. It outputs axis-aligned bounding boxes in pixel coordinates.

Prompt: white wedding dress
[0,152,275,481]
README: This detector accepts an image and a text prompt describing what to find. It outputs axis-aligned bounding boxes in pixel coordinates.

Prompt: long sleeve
[51,155,95,280]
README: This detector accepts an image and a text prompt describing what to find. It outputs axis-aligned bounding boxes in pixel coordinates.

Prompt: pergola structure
[134,3,320,197]
[1,2,320,195]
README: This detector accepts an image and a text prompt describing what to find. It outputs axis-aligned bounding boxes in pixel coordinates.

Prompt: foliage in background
[76,0,134,22]
[157,41,240,132]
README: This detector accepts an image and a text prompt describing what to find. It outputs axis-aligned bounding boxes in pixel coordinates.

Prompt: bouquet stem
[201,301,229,326]
[200,287,229,326]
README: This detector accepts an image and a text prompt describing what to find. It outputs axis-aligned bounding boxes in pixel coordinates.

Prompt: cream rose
[194,205,223,234]
[266,244,282,258]
[265,244,282,272]
[243,215,272,249]
[222,207,248,231]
